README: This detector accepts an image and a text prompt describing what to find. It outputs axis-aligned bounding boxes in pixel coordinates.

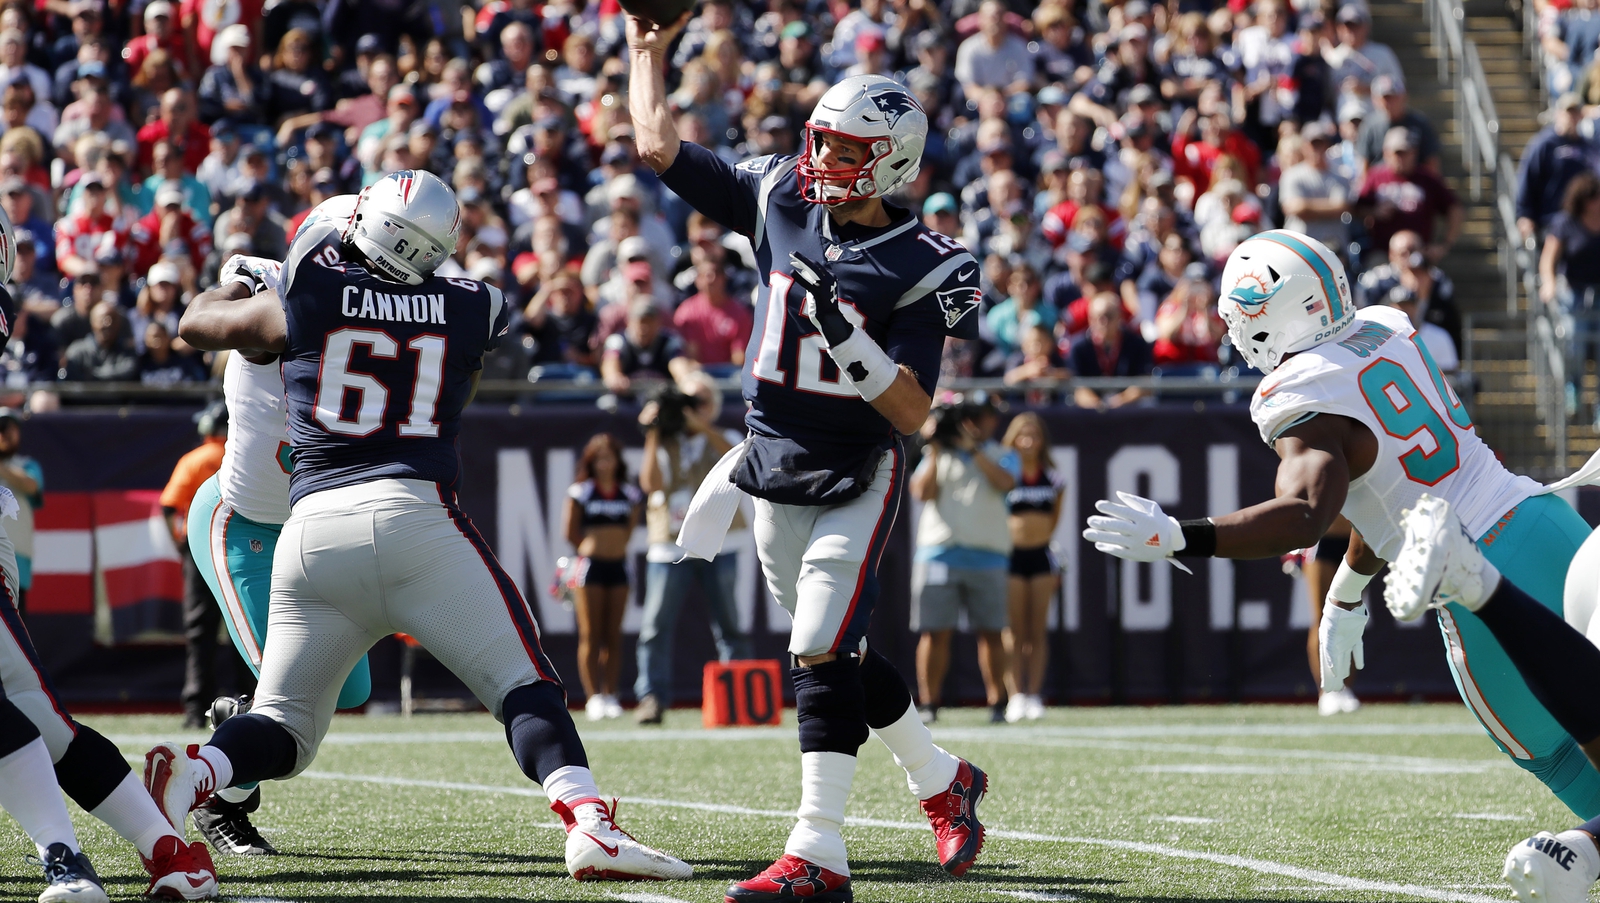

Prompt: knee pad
[503,681,588,786]
[792,658,869,755]
[0,696,40,758]
[53,723,130,811]
[859,647,913,730]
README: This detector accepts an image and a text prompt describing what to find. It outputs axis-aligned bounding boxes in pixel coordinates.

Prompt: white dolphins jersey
[1249,306,1540,561]
[215,256,294,525]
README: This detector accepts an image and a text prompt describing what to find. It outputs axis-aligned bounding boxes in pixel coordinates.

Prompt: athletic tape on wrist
[826,327,898,402]
[221,273,258,293]
[1328,559,1373,604]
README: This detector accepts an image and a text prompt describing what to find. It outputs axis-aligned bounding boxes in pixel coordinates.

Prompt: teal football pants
[187,476,372,711]
[1439,492,1600,818]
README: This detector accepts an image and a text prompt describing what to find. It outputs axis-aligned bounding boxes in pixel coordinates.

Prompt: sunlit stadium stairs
[1370,0,1563,476]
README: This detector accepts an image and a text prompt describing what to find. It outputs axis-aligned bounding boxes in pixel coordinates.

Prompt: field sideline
[0,703,1569,902]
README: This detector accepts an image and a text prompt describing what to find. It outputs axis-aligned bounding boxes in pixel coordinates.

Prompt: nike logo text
[1528,836,1578,870]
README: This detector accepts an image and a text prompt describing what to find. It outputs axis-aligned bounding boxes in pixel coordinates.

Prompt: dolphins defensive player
[183,194,373,856]
[1084,229,1600,821]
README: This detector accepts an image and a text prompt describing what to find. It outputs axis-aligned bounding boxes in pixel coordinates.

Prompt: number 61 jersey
[278,219,509,507]
[1250,305,1540,560]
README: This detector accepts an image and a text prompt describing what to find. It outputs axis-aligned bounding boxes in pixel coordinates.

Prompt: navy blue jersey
[659,143,981,458]
[278,221,509,505]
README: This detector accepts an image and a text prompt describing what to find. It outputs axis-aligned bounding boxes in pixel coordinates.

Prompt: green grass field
[0,703,1575,902]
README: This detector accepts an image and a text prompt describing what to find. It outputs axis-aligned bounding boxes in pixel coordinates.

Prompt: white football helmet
[301,193,359,235]
[1217,229,1355,373]
[800,75,927,205]
[344,171,460,285]
[0,202,17,285]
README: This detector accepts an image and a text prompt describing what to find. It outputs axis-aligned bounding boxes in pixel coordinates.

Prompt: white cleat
[1003,694,1026,724]
[143,743,219,836]
[585,694,606,722]
[1505,831,1600,902]
[1024,694,1045,720]
[603,695,624,719]
[552,797,692,881]
[1384,495,1494,622]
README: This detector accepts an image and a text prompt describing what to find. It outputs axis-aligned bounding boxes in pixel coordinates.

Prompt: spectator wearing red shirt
[1357,126,1463,264]
[1171,106,1262,194]
[54,172,125,277]
[1151,266,1226,368]
[136,87,210,174]
[1041,168,1126,249]
[673,260,752,371]
[123,2,188,82]
[128,181,212,274]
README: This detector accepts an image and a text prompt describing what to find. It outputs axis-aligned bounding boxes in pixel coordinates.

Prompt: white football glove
[1318,601,1368,693]
[1083,491,1193,573]
[218,255,282,294]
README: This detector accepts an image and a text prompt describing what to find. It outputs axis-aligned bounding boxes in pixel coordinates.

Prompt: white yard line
[609,893,694,903]
[996,889,1081,901]
[1453,813,1527,821]
[293,770,1504,903]
[1151,815,1219,824]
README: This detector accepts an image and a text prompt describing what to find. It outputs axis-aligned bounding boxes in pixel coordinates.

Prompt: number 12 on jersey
[315,327,445,438]
[750,272,867,397]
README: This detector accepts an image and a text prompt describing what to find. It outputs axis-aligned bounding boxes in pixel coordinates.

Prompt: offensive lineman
[630,16,988,902]
[1083,230,1600,819]
[146,170,691,882]
[0,213,219,900]
[182,194,374,856]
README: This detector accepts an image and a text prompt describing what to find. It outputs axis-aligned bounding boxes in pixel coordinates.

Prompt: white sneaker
[1024,694,1045,720]
[602,695,624,720]
[1505,831,1600,902]
[553,798,692,881]
[1003,694,1027,723]
[1337,688,1361,714]
[1317,692,1342,716]
[143,743,219,836]
[585,695,606,722]
[1384,495,1495,622]
[1318,687,1359,716]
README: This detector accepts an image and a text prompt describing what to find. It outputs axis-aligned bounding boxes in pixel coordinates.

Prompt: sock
[871,702,959,800]
[0,737,79,856]
[1475,579,1600,743]
[783,751,855,876]
[504,682,588,786]
[87,771,179,859]
[1581,812,1600,837]
[207,713,295,785]
[215,784,256,804]
[541,765,602,809]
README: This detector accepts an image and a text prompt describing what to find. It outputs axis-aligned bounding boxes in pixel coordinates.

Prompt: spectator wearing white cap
[597,235,672,313]
[954,0,1034,95]
[129,260,185,350]
[196,24,261,126]
[124,1,186,79]
[588,172,675,264]
[1323,5,1402,103]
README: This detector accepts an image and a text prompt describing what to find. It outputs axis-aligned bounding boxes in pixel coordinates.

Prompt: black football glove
[789,251,853,347]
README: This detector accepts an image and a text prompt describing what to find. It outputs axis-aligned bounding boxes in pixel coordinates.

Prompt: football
[618,0,694,26]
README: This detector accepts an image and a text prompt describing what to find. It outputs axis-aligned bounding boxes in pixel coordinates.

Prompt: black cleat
[194,787,277,856]
[207,695,251,730]
[31,842,108,902]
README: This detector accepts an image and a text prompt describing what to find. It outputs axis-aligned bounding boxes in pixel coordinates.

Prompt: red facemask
[797,123,886,206]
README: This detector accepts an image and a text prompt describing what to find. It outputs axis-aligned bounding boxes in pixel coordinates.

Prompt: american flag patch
[382,220,400,235]
[1304,298,1326,315]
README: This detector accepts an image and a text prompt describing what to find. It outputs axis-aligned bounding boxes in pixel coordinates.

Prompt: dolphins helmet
[1217,230,1355,373]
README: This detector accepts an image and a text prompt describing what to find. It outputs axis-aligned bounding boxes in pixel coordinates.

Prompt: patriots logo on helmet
[391,170,416,203]
[936,286,982,329]
[1226,269,1288,320]
[871,89,923,129]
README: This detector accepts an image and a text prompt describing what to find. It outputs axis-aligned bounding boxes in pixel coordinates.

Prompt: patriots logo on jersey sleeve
[936,286,982,329]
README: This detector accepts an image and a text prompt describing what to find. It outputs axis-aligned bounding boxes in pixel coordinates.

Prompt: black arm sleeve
[657,143,772,238]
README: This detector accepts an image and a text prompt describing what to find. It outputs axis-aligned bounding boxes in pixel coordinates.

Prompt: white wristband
[825,327,899,402]
[1328,559,1373,604]
[221,273,258,293]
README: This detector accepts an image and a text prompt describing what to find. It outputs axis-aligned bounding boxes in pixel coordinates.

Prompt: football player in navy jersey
[630,16,989,902]
[148,170,691,883]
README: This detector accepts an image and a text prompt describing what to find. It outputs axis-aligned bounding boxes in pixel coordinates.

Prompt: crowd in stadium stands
[0,0,1480,410]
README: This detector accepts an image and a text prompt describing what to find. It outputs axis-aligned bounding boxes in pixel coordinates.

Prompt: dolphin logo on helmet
[1226,270,1288,320]
[1218,230,1355,374]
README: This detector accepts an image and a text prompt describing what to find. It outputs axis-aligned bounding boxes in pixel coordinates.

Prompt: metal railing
[1427,0,1568,474]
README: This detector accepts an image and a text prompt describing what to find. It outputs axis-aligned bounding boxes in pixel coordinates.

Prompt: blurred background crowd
[0,0,1482,412]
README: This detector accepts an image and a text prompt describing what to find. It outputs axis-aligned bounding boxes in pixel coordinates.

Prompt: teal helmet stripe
[1254,230,1344,321]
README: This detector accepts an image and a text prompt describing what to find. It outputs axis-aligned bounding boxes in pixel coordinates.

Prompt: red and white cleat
[143,743,219,836]
[552,797,692,881]
[141,835,218,900]
[726,854,852,902]
[920,758,987,876]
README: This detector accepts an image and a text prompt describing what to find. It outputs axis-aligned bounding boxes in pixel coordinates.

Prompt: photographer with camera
[910,395,1017,724]
[633,372,751,724]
